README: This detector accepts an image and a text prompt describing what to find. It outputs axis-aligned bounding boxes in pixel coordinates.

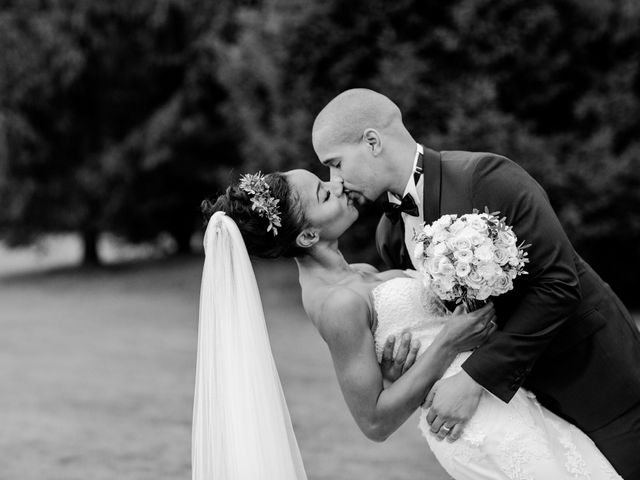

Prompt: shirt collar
[387,143,423,205]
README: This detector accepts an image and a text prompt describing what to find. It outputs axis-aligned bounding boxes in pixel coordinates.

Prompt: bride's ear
[363,128,382,156]
[295,228,320,249]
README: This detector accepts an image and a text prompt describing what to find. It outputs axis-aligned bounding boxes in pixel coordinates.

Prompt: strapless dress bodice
[371,275,471,378]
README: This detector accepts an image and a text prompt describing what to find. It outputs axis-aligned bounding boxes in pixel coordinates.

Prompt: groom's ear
[295,228,320,249]
[363,128,382,155]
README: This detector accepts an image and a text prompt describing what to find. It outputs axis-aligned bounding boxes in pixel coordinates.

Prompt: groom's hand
[380,331,421,384]
[424,370,483,442]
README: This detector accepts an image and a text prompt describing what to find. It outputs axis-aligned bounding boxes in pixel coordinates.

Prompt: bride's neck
[294,241,353,284]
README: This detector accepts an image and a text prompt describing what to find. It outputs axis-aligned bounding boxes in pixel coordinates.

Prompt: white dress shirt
[387,143,424,269]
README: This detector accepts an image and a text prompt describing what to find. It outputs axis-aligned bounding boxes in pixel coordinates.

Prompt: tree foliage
[0,0,241,263]
[1,0,638,302]
[215,0,640,301]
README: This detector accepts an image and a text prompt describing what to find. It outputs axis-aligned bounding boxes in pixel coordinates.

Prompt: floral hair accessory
[239,172,282,236]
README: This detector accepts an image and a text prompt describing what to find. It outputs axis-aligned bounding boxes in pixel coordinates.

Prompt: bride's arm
[317,289,494,442]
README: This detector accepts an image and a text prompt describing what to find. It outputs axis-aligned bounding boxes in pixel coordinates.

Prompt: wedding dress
[372,275,622,480]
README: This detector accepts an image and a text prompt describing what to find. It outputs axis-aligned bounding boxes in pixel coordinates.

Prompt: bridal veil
[192,211,308,480]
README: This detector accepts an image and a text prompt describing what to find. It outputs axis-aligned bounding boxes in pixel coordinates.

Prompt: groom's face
[314,139,386,203]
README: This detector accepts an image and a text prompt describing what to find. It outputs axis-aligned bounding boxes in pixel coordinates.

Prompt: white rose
[453,249,474,263]
[433,241,449,257]
[458,226,477,239]
[492,273,513,295]
[455,262,471,277]
[449,219,466,234]
[457,226,485,247]
[432,227,450,243]
[477,261,501,281]
[496,230,517,247]
[475,244,495,262]
[450,236,472,251]
[436,257,456,277]
[476,284,493,301]
[465,270,484,289]
[434,215,454,229]
[468,216,488,233]
[493,247,510,266]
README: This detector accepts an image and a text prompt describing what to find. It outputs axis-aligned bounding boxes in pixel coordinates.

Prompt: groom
[312,88,640,478]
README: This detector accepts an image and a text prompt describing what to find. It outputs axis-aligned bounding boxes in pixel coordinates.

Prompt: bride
[193,168,622,479]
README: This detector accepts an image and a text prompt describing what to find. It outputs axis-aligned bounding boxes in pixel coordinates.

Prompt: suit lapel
[422,147,442,226]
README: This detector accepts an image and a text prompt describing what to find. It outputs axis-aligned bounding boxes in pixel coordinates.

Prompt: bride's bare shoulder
[308,287,373,343]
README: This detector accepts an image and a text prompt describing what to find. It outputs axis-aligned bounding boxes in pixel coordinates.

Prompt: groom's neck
[387,140,418,196]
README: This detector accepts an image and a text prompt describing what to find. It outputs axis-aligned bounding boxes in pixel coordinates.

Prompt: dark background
[1,0,639,304]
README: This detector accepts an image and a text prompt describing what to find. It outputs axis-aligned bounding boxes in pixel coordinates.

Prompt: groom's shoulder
[440,150,511,165]
[440,150,518,176]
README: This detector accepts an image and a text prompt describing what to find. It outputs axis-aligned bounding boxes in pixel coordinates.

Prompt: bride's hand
[380,331,421,384]
[441,303,497,352]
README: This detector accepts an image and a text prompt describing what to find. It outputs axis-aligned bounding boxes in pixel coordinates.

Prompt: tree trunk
[82,228,101,266]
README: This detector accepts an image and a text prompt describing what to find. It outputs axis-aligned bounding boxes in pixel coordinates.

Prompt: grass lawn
[0,256,448,480]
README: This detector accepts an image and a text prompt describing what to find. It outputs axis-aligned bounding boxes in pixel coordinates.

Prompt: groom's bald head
[312,89,403,148]
[312,89,417,201]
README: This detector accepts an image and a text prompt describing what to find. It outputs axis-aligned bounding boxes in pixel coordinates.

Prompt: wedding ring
[441,425,452,433]
[489,320,497,329]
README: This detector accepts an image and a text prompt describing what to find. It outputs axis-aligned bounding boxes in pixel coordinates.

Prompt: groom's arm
[461,154,582,403]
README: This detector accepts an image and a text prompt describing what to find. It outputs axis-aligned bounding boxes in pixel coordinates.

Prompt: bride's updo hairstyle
[201,172,309,259]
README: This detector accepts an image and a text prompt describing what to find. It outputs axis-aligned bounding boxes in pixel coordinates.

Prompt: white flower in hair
[239,172,282,236]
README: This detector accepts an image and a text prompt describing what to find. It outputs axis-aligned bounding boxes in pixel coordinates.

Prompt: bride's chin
[345,211,359,229]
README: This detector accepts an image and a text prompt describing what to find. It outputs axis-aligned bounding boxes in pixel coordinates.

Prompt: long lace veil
[192,212,308,480]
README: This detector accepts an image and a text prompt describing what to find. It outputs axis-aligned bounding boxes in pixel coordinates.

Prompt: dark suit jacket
[376,149,640,431]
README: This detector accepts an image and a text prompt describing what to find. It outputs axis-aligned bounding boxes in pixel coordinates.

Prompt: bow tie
[383,147,424,224]
[383,194,419,224]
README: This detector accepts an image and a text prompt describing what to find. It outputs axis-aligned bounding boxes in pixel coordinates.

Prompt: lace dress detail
[371,276,622,480]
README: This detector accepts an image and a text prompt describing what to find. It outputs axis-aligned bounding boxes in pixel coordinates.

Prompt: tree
[216,0,640,302]
[0,0,242,264]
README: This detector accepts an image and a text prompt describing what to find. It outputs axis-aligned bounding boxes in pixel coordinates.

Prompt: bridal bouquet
[413,208,529,310]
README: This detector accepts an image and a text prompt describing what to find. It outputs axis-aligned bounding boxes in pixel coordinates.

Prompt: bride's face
[285,169,359,241]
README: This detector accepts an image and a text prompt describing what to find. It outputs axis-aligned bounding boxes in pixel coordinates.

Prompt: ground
[3,251,637,480]
[0,256,447,480]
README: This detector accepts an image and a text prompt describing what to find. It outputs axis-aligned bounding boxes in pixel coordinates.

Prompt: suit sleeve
[461,155,582,402]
